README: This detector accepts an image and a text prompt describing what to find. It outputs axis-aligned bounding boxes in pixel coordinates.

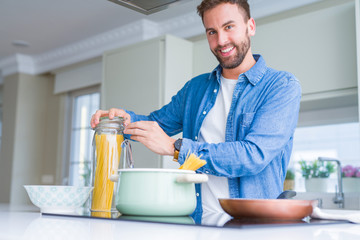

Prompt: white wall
[0,73,60,205]
[54,58,102,94]
[0,75,17,203]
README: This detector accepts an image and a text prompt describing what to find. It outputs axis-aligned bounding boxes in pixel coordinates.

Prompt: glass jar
[91,116,124,213]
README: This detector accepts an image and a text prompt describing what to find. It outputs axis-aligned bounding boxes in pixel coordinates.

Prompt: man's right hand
[90,108,131,129]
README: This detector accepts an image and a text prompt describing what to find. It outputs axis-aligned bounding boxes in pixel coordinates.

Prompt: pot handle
[176,174,208,184]
[109,174,119,182]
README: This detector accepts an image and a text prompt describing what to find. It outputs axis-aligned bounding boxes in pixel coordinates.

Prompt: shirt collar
[209,54,267,86]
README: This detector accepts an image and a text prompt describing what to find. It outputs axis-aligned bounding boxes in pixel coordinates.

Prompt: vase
[305,178,329,192]
[283,180,295,191]
[342,178,360,192]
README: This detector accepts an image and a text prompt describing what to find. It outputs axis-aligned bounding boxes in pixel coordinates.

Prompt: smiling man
[91,0,301,218]
[202,1,255,78]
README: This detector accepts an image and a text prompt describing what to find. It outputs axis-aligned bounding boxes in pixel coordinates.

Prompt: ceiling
[0,0,322,76]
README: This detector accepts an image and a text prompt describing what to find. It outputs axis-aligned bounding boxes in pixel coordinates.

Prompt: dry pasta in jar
[91,116,124,213]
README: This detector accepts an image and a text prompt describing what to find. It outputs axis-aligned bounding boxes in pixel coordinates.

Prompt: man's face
[203,3,254,69]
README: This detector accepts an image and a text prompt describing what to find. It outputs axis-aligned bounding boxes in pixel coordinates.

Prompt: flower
[356,167,360,178]
[341,165,360,178]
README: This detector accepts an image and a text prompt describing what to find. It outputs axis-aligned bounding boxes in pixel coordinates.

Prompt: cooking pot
[219,198,318,220]
[115,168,208,216]
[118,215,195,225]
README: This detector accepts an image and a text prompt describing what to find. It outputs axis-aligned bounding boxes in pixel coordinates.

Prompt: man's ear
[248,18,256,36]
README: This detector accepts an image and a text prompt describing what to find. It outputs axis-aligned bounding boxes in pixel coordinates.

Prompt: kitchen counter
[1,204,359,240]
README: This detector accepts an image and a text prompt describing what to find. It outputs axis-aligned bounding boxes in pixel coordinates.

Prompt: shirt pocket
[239,112,255,127]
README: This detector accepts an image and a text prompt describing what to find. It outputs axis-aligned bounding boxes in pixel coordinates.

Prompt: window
[289,122,360,192]
[67,87,100,187]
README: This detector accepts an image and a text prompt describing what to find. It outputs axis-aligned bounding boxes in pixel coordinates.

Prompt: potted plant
[341,165,360,192]
[283,169,295,190]
[299,160,335,192]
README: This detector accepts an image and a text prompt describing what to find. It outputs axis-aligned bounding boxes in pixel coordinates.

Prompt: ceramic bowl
[24,185,93,213]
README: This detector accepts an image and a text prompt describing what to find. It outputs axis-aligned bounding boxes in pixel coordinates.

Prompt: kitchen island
[1,204,359,240]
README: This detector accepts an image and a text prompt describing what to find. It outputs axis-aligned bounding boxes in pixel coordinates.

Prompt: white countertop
[1,204,360,240]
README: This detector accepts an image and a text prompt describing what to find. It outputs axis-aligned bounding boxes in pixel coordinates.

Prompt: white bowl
[24,185,93,214]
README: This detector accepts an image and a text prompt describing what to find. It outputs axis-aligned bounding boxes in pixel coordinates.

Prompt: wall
[0,73,61,205]
[42,75,62,186]
[0,74,18,203]
[54,57,102,94]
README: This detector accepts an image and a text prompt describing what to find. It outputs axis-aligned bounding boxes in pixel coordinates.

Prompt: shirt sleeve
[177,77,301,178]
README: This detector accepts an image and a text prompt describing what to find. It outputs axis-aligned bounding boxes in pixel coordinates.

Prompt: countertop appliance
[42,209,348,229]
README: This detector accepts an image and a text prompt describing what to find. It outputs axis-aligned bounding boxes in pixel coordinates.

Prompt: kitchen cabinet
[251,0,358,111]
[102,35,193,168]
[192,36,218,77]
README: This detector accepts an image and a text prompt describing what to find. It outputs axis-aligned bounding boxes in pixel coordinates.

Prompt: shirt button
[203,111,206,115]
[205,171,209,174]
[196,193,200,197]
[195,136,198,140]
[213,89,217,93]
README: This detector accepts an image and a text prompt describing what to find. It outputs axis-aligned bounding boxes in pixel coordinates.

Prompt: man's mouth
[219,46,234,56]
[220,47,234,53]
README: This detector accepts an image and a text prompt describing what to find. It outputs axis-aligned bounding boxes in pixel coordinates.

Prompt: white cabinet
[102,35,193,168]
[251,0,358,111]
[192,38,218,77]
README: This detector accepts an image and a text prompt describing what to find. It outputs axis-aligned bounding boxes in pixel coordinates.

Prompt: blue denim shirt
[127,54,301,216]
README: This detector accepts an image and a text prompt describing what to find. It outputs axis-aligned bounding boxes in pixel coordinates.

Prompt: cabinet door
[192,38,218,77]
[252,1,357,98]
[103,38,164,168]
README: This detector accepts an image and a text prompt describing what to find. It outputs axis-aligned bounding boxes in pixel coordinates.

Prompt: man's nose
[217,31,229,46]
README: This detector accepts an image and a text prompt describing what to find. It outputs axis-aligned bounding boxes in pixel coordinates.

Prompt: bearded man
[91,0,301,219]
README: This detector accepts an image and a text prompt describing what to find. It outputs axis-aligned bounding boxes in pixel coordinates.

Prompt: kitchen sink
[312,208,360,223]
[320,209,360,214]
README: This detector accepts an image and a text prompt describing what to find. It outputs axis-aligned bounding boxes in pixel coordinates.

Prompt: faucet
[318,157,344,208]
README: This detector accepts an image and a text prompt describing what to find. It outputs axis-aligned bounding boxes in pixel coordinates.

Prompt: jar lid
[99,116,124,122]
[95,116,124,130]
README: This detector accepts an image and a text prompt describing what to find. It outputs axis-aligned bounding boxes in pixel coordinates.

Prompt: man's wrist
[168,138,176,155]
[173,138,183,162]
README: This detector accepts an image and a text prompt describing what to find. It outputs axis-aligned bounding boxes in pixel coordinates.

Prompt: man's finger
[91,108,132,128]
[125,121,147,131]
[124,126,147,136]
[91,110,109,128]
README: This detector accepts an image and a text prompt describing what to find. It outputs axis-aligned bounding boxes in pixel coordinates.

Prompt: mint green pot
[115,168,208,216]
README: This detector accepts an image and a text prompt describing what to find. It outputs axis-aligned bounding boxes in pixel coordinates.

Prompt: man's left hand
[123,121,176,156]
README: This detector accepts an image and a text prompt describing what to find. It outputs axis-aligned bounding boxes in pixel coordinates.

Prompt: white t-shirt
[199,75,239,213]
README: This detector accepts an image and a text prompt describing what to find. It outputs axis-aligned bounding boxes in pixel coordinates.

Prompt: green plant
[285,169,295,180]
[299,160,335,179]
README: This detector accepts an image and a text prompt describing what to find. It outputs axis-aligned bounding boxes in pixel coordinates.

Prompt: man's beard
[212,36,250,69]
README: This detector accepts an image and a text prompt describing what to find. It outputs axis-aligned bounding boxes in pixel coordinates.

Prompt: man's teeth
[221,47,234,53]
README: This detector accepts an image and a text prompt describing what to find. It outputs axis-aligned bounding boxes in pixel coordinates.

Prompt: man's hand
[124,121,176,156]
[90,108,131,129]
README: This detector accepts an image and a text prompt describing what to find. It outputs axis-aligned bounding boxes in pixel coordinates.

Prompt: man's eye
[225,25,233,30]
[208,31,216,35]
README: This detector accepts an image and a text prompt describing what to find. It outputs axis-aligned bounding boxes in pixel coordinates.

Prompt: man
[91,0,301,216]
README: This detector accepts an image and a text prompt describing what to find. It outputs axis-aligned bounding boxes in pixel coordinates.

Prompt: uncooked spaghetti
[91,133,123,212]
[179,152,207,171]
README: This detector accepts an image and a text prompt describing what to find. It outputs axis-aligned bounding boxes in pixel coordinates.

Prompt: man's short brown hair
[197,0,251,21]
